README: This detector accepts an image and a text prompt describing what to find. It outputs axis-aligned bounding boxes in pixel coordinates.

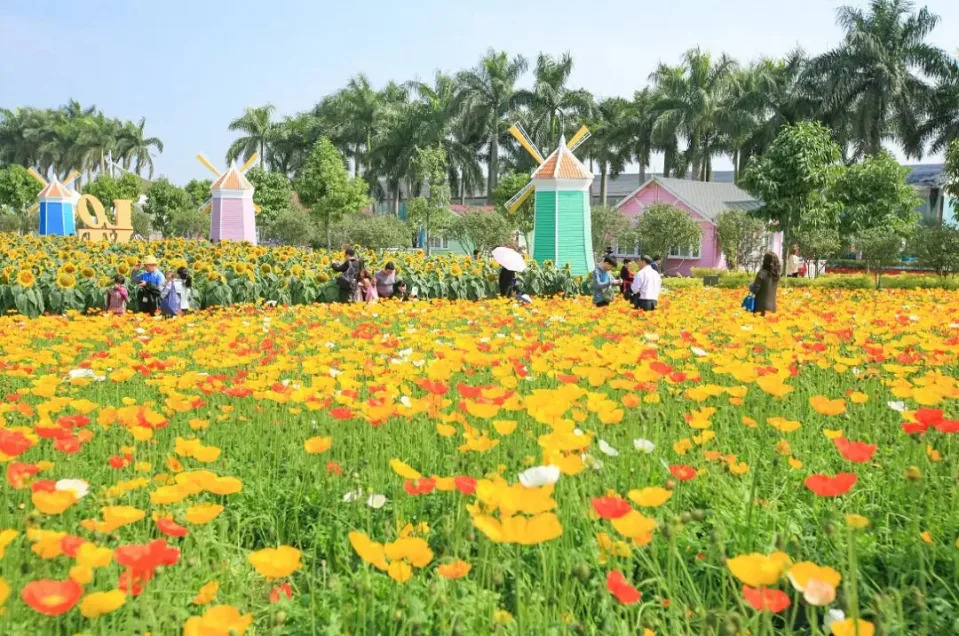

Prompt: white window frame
[428,235,449,250]
[669,240,701,259]
[614,238,642,257]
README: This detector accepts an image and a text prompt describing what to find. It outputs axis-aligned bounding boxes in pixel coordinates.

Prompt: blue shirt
[591,266,613,303]
[138,270,165,287]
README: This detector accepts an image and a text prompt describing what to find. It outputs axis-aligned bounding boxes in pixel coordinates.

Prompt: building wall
[212,197,256,244]
[616,182,723,275]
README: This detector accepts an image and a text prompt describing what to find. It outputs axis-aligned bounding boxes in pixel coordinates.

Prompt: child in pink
[106,275,129,315]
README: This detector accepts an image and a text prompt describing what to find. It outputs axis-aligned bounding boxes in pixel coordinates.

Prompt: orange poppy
[21,579,83,616]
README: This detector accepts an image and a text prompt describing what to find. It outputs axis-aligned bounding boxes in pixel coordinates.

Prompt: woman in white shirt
[630,255,662,311]
[161,267,195,315]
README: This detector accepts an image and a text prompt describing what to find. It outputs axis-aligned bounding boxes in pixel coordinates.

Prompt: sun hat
[640,255,653,264]
[142,255,158,266]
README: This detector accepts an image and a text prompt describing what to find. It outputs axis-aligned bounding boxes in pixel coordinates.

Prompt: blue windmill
[27,168,81,236]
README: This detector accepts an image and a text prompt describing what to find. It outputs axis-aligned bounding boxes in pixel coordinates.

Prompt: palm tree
[626,89,656,183]
[515,53,593,149]
[227,105,276,170]
[587,97,632,205]
[116,118,163,178]
[922,76,959,153]
[75,114,120,180]
[649,48,737,181]
[333,75,383,177]
[808,0,955,159]
[457,49,528,203]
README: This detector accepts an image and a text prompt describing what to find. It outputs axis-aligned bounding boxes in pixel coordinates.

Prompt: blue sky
[2,0,957,184]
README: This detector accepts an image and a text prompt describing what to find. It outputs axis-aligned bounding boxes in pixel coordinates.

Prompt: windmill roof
[532,143,592,181]
[39,180,71,199]
[211,164,253,191]
[621,176,761,222]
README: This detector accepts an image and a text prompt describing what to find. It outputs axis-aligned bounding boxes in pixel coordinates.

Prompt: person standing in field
[751,252,781,316]
[591,256,618,307]
[619,258,634,301]
[332,248,363,303]
[499,266,516,298]
[160,267,195,316]
[135,255,164,314]
[786,245,801,278]
[374,262,396,299]
[630,255,662,311]
[106,275,129,316]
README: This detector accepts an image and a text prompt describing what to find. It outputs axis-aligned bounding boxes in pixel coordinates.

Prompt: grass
[0,287,957,634]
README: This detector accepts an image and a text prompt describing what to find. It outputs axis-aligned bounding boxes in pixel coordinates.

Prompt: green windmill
[506,123,595,276]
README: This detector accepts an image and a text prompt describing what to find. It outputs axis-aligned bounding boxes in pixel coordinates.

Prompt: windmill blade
[508,124,545,164]
[240,153,259,174]
[567,125,591,152]
[196,154,221,177]
[253,203,262,214]
[201,201,212,215]
[506,181,535,212]
[61,170,81,187]
[28,203,40,215]
[27,167,48,187]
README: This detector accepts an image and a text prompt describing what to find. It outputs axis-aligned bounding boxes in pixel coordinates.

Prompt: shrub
[663,277,704,290]
[690,268,726,279]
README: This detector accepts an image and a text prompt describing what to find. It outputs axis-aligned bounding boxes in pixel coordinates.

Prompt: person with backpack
[590,256,619,307]
[160,267,194,317]
[106,275,129,316]
[332,248,363,303]
[135,255,164,314]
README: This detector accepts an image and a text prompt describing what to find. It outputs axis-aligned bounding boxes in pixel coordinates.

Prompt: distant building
[614,177,781,275]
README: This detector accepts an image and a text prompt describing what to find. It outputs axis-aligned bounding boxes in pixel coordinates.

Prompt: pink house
[614,176,782,275]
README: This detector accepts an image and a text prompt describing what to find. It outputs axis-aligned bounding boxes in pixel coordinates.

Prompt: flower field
[0,286,958,635]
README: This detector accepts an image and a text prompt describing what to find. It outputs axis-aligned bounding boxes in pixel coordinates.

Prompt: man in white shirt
[786,245,801,278]
[630,255,662,311]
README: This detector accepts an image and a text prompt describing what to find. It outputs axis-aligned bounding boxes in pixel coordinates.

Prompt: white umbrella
[492,246,526,272]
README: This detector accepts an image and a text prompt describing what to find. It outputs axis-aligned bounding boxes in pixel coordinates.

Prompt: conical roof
[38,179,71,199]
[531,136,592,181]
[211,164,253,191]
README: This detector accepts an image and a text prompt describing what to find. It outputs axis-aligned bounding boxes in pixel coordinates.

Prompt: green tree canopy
[247,168,293,224]
[144,178,191,238]
[634,203,702,265]
[0,165,38,215]
[856,226,903,287]
[742,121,843,260]
[295,138,371,248]
[184,179,212,209]
[331,213,410,250]
[82,173,144,209]
[832,151,920,239]
[407,146,454,255]
[590,205,634,258]
[793,226,843,276]
[945,139,959,215]
[448,210,511,256]
[911,222,959,276]
[716,209,768,271]
[492,172,534,248]
[170,208,208,239]
[264,209,314,247]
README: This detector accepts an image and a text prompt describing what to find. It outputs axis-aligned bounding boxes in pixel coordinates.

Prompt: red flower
[326,461,343,476]
[804,472,857,497]
[833,437,877,463]
[669,465,697,481]
[742,586,791,612]
[115,539,181,595]
[650,361,673,375]
[914,408,944,426]
[155,517,189,538]
[270,582,293,603]
[108,455,130,469]
[454,476,477,495]
[557,374,580,384]
[606,570,641,604]
[456,382,483,399]
[31,479,56,493]
[417,379,449,395]
[56,415,90,429]
[53,434,82,454]
[0,429,33,457]
[329,407,354,420]
[403,478,436,496]
[934,419,959,434]
[901,421,929,435]
[591,496,632,520]
[6,461,39,489]
[21,579,83,616]
[59,535,86,558]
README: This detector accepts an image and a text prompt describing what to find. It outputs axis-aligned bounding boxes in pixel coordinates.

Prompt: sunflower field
[0,281,957,635]
[0,234,589,317]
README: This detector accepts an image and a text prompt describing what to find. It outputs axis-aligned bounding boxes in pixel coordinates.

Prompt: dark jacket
[752,269,779,314]
[499,268,516,297]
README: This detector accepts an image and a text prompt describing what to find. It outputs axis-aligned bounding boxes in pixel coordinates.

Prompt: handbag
[741,295,756,312]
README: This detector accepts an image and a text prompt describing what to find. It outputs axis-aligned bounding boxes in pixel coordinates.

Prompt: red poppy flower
[591,496,632,519]
[606,570,641,604]
[901,421,929,435]
[804,472,857,497]
[35,426,70,440]
[650,361,673,375]
[118,569,151,596]
[31,479,56,493]
[456,382,483,399]
[20,579,83,616]
[418,379,449,395]
[914,408,944,427]
[329,407,354,420]
[742,585,791,612]
[833,437,877,463]
[557,374,580,384]
[326,461,343,476]
[0,429,33,457]
[454,476,477,495]
[669,465,697,481]
[403,478,436,496]
[56,415,90,429]
[155,517,189,538]
[108,455,130,469]
[934,419,959,434]
[53,434,82,454]
[59,535,86,558]
[270,582,293,603]
[6,461,39,489]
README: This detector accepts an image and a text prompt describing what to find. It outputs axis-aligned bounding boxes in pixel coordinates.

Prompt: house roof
[38,180,71,200]
[532,139,593,181]
[211,164,253,191]
[620,176,761,222]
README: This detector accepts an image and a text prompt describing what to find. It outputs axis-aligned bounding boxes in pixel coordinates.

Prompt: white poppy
[400,396,412,408]
[68,368,96,379]
[398,348,413,358]
[633,438,655,453]
[328,368,342,377]
[582,454,603,470]
[643,333,659,341]
[412,359,425,368]
[55,479,89,499]
[573,428,585,436]
[518,465,560,488]
[342,489,363,502]
[823,609,845,632]
[325,342,337,349]
[598,439,620,457]
[887,401,906,412]
[366,494,387,509]
[691,347,707,357]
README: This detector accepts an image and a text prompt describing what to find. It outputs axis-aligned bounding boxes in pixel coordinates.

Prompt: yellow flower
[767,417,801,433]
[248,545,302,580]
[849,391,869,404]
[830,618,874,636]
[726,552,791,587]
[920,531,933,544]
[304,436,333,454]
[16,269,35,288]
[493,609,514,624]
[810,395,846,416]
[0,530,19,559]
[627,487,673,508]
[185,503,224,525]
[787,561,842,591]
[79,590,126,619]
[192,581,219,605]
[492,420,517,436]
[845,514,870,529]
[32,490,76,515]
[56,272,77,289]
[0,577,8,612]
[183,605,253,636]
[389,459,422,480]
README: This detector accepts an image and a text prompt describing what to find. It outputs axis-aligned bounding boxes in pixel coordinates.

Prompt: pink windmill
[196,152,260,244]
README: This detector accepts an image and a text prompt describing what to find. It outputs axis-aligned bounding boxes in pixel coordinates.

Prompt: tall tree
[457,49,528,202]
[587,97,632,205]
[227,105,276,170]
[116,118,163,178]
[808,0,955,158]
[335,75,382,176]
[407,146,454,255]
[295,138,371,248]
[516,53,593,148]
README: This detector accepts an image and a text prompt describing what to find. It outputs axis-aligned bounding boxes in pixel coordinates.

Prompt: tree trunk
[663,148,673,178]
[733,149,739,182]
[487,129,499,204]
[639,162,647,183]
[325,214,332,249]
[600,167,608,206]
[261,141,266,171]
[392,184,400,217]
[425,209,431,256]
[459,173,466,205]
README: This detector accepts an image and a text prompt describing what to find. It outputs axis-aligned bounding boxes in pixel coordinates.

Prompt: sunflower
[116,262,131,276]
[16,269,35,288]
[233,262,248,275]
[315,272,330,283]
[260,264,273,276]
[207,272,224,284]
[290,264,304,277]
[80,266,96,280]
[60,262,78,275]
[56,272,77,289]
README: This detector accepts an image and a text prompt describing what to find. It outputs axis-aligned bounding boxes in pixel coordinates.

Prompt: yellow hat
[142,255,158,266]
